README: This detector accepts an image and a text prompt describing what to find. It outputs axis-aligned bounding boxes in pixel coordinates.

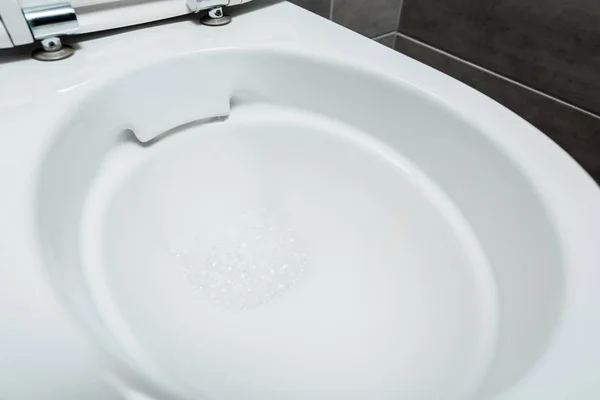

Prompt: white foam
[169,208,307,309]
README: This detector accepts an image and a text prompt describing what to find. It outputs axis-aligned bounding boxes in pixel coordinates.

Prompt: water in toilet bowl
[79,102,499,400]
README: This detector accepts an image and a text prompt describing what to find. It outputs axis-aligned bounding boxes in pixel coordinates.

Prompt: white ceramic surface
[0,19,12,48]
[0,0,33,46]
[0,2,599,399]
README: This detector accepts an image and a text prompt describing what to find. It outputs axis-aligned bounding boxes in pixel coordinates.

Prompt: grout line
[329,0,334,20]
[395,33,600,121]
[371,31,397,41]
[396,0,405,32]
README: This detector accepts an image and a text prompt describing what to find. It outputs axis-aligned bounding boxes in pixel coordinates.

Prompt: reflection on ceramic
[0,2,599,400]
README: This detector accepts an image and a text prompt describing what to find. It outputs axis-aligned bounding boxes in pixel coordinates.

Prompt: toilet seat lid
[0,0,251,48]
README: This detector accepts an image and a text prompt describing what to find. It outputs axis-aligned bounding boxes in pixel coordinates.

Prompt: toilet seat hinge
[21,3,78,61]
[186,0,232,26]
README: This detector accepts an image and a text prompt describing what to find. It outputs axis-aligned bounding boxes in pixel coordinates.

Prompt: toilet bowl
[1,1,599,399]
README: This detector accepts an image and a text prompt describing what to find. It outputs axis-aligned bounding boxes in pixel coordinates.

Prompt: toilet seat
[0,0,252,47]
[1,2,599,399]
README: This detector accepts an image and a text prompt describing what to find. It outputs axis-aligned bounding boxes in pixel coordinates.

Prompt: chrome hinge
[22,2,78,40]
[186,0,232,26]
[22,3,78,61]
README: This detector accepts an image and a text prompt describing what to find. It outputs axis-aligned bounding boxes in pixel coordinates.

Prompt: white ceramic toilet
[1,0,599,399]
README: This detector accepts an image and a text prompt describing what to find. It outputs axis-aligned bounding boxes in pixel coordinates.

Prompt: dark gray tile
[332,0,403,38]
[394,34,600,183]
[398,0,600,116]
[375,33,396,48]
[289,0,331,18]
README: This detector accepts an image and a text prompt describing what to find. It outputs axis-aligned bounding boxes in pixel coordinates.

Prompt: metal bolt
[41,37,63,52]
[32,36,75,61]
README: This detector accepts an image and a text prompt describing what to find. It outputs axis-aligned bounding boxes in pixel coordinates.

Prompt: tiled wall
[289,0,400,45]
[290,0,600,183]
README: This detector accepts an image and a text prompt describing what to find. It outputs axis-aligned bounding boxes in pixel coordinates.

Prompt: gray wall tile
[332,0,403,38]
[375,33,396,48]
[395,34,600,183]
[289,0,331,18]
[398,0,600,116]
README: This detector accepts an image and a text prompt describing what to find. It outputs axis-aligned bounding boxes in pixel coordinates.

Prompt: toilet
[0,0,599,399]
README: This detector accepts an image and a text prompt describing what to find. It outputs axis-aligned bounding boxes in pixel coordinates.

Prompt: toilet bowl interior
[36,49,564,399]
